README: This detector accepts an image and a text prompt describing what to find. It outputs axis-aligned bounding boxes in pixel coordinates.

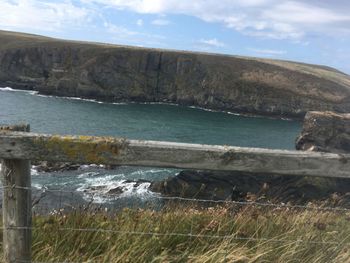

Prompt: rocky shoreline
[150,111,350,206]
[30,111,350,207]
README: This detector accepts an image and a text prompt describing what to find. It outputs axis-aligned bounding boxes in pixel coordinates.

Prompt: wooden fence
[1,124,350,263]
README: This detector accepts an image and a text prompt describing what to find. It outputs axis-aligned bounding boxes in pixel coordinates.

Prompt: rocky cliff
[296,111,350,153]
[1,30,350,117]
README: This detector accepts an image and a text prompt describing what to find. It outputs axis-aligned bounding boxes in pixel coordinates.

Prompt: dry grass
[1,203,349,262]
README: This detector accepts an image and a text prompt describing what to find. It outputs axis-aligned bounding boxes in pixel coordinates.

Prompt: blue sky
[1,0,350,74]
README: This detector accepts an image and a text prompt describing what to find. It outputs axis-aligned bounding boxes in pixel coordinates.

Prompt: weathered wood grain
[1,127,31,263]
[0,131,349,178]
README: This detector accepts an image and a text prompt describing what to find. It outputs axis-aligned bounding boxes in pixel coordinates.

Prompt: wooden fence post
[1,124,31,263]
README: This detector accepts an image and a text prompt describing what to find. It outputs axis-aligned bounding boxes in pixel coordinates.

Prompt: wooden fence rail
[0,124,350,262]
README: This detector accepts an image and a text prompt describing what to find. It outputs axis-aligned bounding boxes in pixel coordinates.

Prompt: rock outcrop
[1,30,350,118]
[151,111,350,205]
[296,111,350,153]
[34,161,81,173]
[149,170,350,203]
[150,170,350,205]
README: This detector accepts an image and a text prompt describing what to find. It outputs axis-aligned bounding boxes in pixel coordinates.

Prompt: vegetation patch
[1,204,349,262]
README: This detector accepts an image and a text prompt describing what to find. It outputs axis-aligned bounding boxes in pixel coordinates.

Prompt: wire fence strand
[1,185,350,213]
[1,184,350,262]
[2,226,346,246]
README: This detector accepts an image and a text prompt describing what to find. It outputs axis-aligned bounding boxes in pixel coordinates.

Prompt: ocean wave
[189,105,241,116]
[0,86,38,95]
[77,171,101,179]
[129,168,170,176]
[137,101,178,106]
[189,105,293,120]
[79,164,105,170]
[34,93,130,105]
[31,167,39,176]
[32,183,43,189]
[0,87,13,91]
[77,179,155,204]
[36,93,104,104]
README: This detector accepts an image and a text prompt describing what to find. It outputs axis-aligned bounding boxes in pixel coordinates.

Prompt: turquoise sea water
[0,88,302,206]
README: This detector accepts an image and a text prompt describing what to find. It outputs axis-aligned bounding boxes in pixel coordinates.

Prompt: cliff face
[296,111,350,153]
[1,30,350,117]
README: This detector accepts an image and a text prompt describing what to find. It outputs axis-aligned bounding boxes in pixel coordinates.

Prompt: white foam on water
[75,168,160,203]
[129,168,168,176]
[82,173,125,184]
[36,93,103,104]
[32,183,43,189]
[79,164,105,170]
[41,94,116,105]
[188,105,295,121]
[0,87,14,91]
[1,87,293,121]
[111,102,128,105]
[31,167,39,176]
[0,87,38,95]
[77,179,156,204]
[77,171,101,179]
[138,101,178,106]
[188,105,246,116]
[61,96,103,103]
[227,111,243,116]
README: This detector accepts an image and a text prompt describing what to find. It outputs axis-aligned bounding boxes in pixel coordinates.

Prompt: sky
[0,0,350,74]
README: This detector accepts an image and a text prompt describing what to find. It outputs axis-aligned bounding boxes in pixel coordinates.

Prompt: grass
[1,203,350,262]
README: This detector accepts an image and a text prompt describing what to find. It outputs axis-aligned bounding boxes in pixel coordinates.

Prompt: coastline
[0,86,297,121]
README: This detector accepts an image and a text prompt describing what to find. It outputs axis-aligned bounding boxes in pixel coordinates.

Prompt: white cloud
[103,21,167,46]
[0,0,89,31]
[88,0,350,40]
[248,48,286,55]
[199,38,225,48]
[2,0,350,42]
[136,19,143,26]
[0,0,168,48]
[104,22,138,36]
[151,19,170,26]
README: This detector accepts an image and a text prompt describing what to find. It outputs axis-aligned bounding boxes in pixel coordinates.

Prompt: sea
[0,87,302,210]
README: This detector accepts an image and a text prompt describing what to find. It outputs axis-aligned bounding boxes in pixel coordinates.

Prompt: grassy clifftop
[1,30,349,117]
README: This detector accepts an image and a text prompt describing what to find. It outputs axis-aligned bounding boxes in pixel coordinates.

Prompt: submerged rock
[106,187,124,195]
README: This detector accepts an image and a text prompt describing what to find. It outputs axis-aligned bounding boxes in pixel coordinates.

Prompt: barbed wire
[18,260,83,263]
[1,185,349,213]
[2,226,346,246]
[158,196,350,212]
[2,185,350,263]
